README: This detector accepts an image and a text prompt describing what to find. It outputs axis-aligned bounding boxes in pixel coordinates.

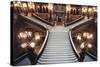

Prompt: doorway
[55,12,65,26]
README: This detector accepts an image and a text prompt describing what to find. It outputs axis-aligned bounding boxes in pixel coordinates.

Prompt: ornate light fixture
[87,43,92,48]
[34,32,40,40]
[80,42,85,49]
[21,43,27,48]
[87,33,93,39]
[18,31,32,39]
[83,32,89,38]
[29,42,35,48]
[76,32,93,50]
[76,34,82,41]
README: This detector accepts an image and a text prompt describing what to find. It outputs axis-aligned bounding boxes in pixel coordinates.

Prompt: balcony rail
[37,30,49,60]
[65,15,84,26]
[86,52,97,61]
[32,13,54,26]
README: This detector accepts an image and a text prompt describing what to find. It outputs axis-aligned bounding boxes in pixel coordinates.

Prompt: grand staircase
[15,16,94,65]
[37,26,78,64]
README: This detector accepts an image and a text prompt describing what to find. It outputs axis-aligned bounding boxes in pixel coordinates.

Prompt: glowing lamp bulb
[30,42,35,48]
[21,43,27,48]
[87,34,93,39]
[88,43,92,48]
[77,35,81,40]
[28,31,32,37]
[35,32,40,40]
[23,3,27,8]
[88,8,92,12]
[80,42,85,49]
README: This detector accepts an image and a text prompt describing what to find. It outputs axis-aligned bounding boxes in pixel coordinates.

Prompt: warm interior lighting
[28,2,32,9]
[35,32,40,40]
[14,1,21,7]
[88,43,92,48]
[32,3,35,9]
[18,31,32,39]
[48,3,53,10]
[93,7,97,12]
[25,31,32,37]
[21,43,27,48]
[80,42,85,49]
[66,5,71,12]
[87,33,93,39]
[28,31,32,37]
[29,42,35,48]
[18,32,23,38]
[22,3,27,8]
[28,2,35,9]
[82,7,87,13]
[14,3,19,7]
[83,32,89,38]
[18,32,27,39]
[22,33,27,39]
[88,8,92,12]
[83,32,93,39]
[17,1,21,5]
[76,35,81,41]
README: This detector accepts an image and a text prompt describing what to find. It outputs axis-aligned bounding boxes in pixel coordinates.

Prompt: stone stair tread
[38,59,78,64]
[39,58,77,61]
[41,54,76,58]
[37,26,78,64]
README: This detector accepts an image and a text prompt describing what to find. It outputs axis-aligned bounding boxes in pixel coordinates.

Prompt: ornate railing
[32,14,54,26]
[68,30,80,60]
[68,18,97,61]
[65,15,84,26]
